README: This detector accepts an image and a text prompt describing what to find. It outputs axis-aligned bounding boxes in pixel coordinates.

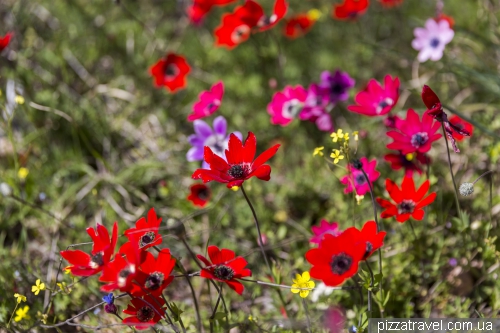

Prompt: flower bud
[104,303,118,314]
[459,182,474,196]
[351,159,363,170]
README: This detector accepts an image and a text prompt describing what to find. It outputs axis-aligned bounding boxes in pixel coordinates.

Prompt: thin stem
[365,261,374,319]
[240,278,359,290]
[7,303,19,329]
[162,294,187,333]
[210,285,223,333]
[441,123,461,214]
[408,220,418,240]
[302,298,312,333]
[486,172,493,239]
[7,116,19,173]
[473,170,493,185]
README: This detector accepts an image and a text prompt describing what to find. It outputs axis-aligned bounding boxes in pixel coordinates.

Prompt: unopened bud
[459,183,474,196]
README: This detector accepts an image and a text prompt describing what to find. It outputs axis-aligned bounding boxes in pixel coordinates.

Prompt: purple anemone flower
[300,84,333,132]
[319,70,355,104]
[187,116,242,169]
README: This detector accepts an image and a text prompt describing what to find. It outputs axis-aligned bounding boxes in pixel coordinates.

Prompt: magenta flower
[267,85,307,126]
[412,19,454,63]
[347,75,400,116]
[188,81,224,121]
[187,116,242,168]
[300,84,333,132]
[319,70,355,104]
[310,220,341,244]
[340,157,380,195]
[386,109,442,155]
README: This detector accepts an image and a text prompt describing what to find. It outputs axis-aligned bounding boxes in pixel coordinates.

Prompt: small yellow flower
[307,8,322,21]
[32,279,46,296]
[274,210,288,223]
[15,95,25,105]
[57,282,71,294]
[291,271,315,298]
[353,131,359,141]
[355,194,364,205]
[330,149,344,164]
[14,293,26,304]
[14,305,30,322]
[18,167,29,179]
[330,129,345,142]
[313,146,324,157]
[344,132,350,141]
[231,186,239,191]
[37,311,48,325]
[405,153,414,161]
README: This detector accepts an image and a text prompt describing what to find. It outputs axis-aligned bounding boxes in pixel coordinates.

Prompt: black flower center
[331,83,344,94]
[364,242,373,259]
[164,64,178,79]
[430,38,440,48]
[411,132,429,148]
[213,265,235,280]
[90,252,104,268]
[145,271,165,291]
[137,306,155,322]
[398,199,416,214]
[354,173,366,185]
[118,266,134,287]
[227,164,249,179]
[376,98,394,114]
[196,187,210,200]
[330,253,353,275]
[140,232,156,248]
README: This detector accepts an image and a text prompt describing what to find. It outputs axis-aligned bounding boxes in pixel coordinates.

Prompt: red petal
[61,250,91,266]
[415,192,436,209]
[386,179,403,202]
[226,133,244,164]
[241,132,257,163]
[252,144,280,169]
[225,279,244,295]
[421,85,441,109]
[248,165,271,181]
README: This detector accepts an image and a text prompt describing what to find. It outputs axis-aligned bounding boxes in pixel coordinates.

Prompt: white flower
[412,19,454,62]
[310,282,335,302]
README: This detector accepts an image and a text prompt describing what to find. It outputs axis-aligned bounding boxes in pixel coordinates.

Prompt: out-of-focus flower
[376,177,436,223]
[103,293,118,314]
[122,295,165,330]
[319,70,355,104]
[256,0,288,31]
[435,13,454,28]
[267,85,307,126]
[18,167,29,179]
[313,146,324,157]
[187,184,211,207]
[193,132,280,188]
[330,150,344,164]
[333,0,369,20]
[323,306,346,333]
[32,279,45,295]
[342,221,386,260]
[14,293,26,304]
[0,32,12,52]
[187,116,242,169]
[449,115,473,141]
[150,53,190,93]
[348,75,400,116]
[331,129,347,142]
[14,306,30,322]
[187,0,236,25]
[15,95,24,105]
[291,271,315,298]
[340,157,380,195]
[188,82,224,121]
[300,84,333,132]
[310,220,341,244]
[412,18,454,62]
[355,194,364,205]
[459,182,474,196]
[283,13,316,39]
[384,151,429,177]
[386,109,442,154]
[310,282,336,302]
[197,245,252,294]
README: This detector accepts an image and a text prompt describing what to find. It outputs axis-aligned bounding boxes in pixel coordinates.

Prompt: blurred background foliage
[1,0,500,331]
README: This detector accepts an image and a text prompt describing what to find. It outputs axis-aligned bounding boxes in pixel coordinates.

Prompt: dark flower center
[145,272,165,291]
[364,242,373,259]
[330,83,344,95]
[430,38,440,48]
[212,142,224,154]
[213,265,235,280]
[164,64,178,79]
[330,253,353,275]
[118,266,134,287]
[398,199,416,214]
[90,252,104,268]
[227,164,250,179]
[137,306,155,322]
[140,232,156,248]
[206,102,215,112]
[376,98,394,114]
[354,173,366,185]
[411,132,429,148]
[196,187,209,200]
[282,99,303,119]
[231,25,250,43]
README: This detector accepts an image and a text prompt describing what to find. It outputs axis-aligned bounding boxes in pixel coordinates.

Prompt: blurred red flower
[283,14,315,39]
[60,222,118,277]
[0,32,12,52]
[384,151,429,177]
[192,132,280,188]
[150,53,190,93]
[333,0,369,20]
[123,294,165,330]
[197,245,252,294]
[187,184,212,207]
[125,208,163,251]
[376,177,436,223]
[449,115,473,141]
[435,13,455,28]
[256,0,288,32]
[187,0,236,24]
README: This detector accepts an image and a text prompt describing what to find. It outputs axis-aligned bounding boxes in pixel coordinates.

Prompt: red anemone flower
[150,53,190,93]
[197,245,252,294]
[131,249,176,297]
[283,14,315,39]
[384,151,429,177]
[0,32,12,52]
[100,240,145,293]
[386,109,442,154]
[376,177,436,223]
[347,75,400,116]
[343,221,386,260]
[333,0,369,20]
[378,0,402,7]
[187,184,212,207]
[125,208,163,251]
[305,231,365,286]
[449,115,473,141]
[192,132,280,188]
[60,222,118,277]
[421,85,470,152]
[257,0,288,32]
[123,295,165,331]
[187,0,237,24]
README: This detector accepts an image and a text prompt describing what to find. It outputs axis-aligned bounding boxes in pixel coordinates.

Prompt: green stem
[441,123,461,215]
[302,298,312,333]
[7,303,19,329]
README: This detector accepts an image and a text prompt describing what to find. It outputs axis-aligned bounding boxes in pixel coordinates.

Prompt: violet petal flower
[319,70,355,104]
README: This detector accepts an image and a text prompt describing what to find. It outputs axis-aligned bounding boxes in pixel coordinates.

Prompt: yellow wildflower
[355,195,364,205]
[64,267,71,275]
[313,146,324,157]
[57,282,71,294]
[344,132,350,141]
[330,129,345,142]
[14,306,30,322]
[14,293,26,304]
[32,279,46,295]
[330,149,344,164]
[18,167,29,179]
[37,311,48,324]
[15,95,25,105]
[353,131,359,141]
[307,9,322,21]
[291,271,315,298]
